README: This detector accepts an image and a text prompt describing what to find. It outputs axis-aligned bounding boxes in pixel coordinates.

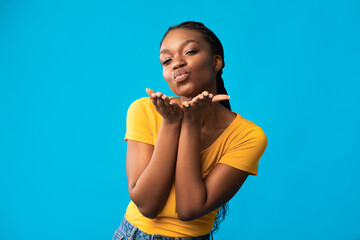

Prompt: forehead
[160,28,210,51]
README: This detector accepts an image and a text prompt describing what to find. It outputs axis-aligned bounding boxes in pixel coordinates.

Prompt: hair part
[160,21,231,111]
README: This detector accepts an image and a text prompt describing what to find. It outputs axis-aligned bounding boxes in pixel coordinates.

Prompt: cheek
[162,68,171,81]
[191,60,213,81]
[192,55,213,73]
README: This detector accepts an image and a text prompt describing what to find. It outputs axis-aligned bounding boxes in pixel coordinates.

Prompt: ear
[213,55,223,73]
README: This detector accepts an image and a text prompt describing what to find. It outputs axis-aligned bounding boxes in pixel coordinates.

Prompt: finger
[169,98,179,106]
[146,88,157,100]
[191,94,202,103]
[205,93,212,103]
[146,88,155,96]
[150,95,158,108]
[190,98,200,106]
[201,92,210,103]
[196,92,210,104]
[202,91,210,102]
[170,100,183,112]
[150,91,162,107]
[191,96,199,103]
[153,92,162,104]
[162,95,171,108]
[156,93,166,109]
[182,101,190,109]
[212,94,230,102]
[171,101,182,112]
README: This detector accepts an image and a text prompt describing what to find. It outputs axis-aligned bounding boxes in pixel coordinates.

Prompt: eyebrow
[160,39,200,55]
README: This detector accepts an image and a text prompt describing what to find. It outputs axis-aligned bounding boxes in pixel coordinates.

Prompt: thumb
[146,88,155,96]
[212,94,230,103]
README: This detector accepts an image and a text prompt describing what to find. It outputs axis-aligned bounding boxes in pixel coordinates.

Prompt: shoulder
[218,113,267,175]
[127,97,155,115]
[128,97,153,109]
[126,97,166,127]
[125,97,157,144]
[126,97,157,124]
[229,113,267,146]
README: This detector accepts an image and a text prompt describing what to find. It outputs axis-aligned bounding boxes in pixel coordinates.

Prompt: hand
[182,91,230,123]
[146,88,183,124]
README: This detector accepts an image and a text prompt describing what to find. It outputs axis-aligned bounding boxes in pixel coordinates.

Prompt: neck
[200,103,221,128]
[179,99,224,128]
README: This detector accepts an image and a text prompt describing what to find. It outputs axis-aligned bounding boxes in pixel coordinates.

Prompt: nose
[172,56,186,69]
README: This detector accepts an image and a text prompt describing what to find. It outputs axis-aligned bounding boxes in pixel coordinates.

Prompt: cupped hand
[182,91,230,123]
[146,88,183,124]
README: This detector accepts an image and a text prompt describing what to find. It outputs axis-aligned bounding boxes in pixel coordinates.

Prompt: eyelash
[162,59,171,65]
[186,50,198,55]
[162,50,198,66]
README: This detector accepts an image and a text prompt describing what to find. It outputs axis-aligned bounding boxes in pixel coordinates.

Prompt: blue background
[1,0,359,239]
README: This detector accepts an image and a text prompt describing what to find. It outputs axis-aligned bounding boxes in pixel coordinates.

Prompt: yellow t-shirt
[124,97,267,237]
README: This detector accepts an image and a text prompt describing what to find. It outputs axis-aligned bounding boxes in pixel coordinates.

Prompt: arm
[126,89,182,218]
[176,129,249,221]
[175,92,265,221]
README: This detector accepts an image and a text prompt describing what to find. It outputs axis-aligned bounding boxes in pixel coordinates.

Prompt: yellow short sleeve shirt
[123,97,267,237]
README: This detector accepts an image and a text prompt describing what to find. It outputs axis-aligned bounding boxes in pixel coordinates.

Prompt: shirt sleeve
[218,127,267,175]
[124,97,154,146]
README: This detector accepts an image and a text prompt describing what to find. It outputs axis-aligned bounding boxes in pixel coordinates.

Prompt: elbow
[129,188,164,219]
[130,199,160,219]
[177,208,200,221]
[138,207,159,219]
[130,193,160,219]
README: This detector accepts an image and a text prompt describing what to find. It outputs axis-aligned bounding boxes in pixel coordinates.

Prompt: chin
[167,76,216,97]
[170,85,200,98]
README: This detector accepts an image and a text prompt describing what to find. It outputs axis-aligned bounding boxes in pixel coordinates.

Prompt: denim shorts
[112,216,211,240]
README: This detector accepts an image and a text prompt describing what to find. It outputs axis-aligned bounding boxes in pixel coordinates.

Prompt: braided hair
[160,21,231,234]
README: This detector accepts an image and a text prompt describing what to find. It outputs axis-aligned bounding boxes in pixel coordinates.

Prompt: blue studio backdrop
[1,0,359,239]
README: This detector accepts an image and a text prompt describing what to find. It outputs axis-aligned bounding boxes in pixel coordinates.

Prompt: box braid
[160,21,231,235]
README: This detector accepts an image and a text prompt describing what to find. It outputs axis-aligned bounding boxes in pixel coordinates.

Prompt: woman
[113,21,267,240]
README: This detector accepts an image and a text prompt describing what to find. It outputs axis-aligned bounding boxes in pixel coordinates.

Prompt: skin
[126,28,249,221]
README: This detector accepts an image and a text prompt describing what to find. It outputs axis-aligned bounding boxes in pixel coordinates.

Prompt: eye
[186,50,198,55]
[162,59,172,66]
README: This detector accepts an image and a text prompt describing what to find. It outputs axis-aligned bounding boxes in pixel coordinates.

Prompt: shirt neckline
[200,112,240,153]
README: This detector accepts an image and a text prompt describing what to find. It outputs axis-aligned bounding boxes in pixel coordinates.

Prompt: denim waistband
[115,216,211,240]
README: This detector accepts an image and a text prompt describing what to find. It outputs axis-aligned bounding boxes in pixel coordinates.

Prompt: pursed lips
[173,69,189,81]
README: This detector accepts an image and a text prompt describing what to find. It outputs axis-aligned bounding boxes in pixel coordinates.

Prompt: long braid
[216,70,231,111]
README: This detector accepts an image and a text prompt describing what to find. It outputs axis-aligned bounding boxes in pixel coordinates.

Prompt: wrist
[182,113,201,124]
[181,118,201,127]
[162,119,182,127]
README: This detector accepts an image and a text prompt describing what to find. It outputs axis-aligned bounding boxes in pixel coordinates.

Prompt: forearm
[130,121,180,218]
[175,121,208,220]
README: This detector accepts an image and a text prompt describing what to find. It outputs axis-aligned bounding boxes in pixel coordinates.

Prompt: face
[159,28,222,98]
